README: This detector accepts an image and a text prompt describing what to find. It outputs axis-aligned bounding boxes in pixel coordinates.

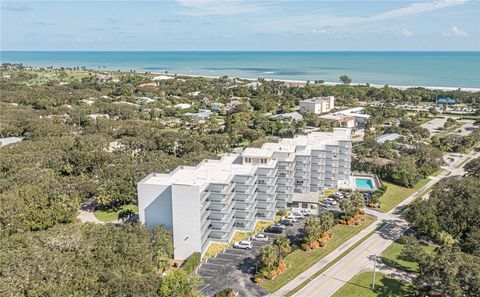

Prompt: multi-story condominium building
[138,128,352,259]
[299,96,335,114]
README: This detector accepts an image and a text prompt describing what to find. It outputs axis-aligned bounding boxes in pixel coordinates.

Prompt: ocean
[1,51,479,88]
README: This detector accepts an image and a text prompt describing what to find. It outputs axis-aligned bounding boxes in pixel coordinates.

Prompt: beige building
[299,96,335,114]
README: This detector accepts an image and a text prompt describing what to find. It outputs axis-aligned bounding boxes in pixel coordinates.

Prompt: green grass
[260,216,376,293]
[332,272,414,297]
[381,240,436,273]
[203,243,229,260]
[94,204,138,222]
[378,178,429,212]
[286,222,385,297]
[229,231,251,244]
[430,168,444,177]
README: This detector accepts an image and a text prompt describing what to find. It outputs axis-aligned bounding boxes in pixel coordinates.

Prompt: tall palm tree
[305,217,322,242]
[319,212,334,235]
[273,235,291,258]
[260,244,279,268]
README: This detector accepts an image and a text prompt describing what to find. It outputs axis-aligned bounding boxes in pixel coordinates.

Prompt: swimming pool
[355,178,375,190]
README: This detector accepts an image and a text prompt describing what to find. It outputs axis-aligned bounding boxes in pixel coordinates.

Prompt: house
[211,102,225,111]
[436,98,456,105]
[138,128,352,259]
[174,103,192,110]
[299,96,335,114]
[330,107,370,127]
[80,98,95,105]
[376,133,401,144]
[319,114,355,128]
[185,109,213,119]
[137,97,155,105]
[139,82,158,88]
[88,114,110,120]
[272,112,304,122]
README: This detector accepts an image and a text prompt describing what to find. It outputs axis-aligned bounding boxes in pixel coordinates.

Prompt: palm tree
[305,217,322,242]
[273,235,291,258]
[339,198,355,217]
[319,212,334,235]
[350,192,365,215]
[260,244,279,268]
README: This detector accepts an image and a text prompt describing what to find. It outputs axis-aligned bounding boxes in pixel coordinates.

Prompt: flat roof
[141,128,351,188]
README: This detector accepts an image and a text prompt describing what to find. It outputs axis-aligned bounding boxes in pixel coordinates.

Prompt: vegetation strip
[260,216,376,292]
[285,222,385,297]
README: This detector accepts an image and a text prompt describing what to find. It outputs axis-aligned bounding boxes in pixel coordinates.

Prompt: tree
[339,75,352,85]
[350,192,365,214]
[305,217,322,243]
[464,157,480,178]
[273,235,291,258]
[340,199,354,216]
[118,208,135,222]
[260,244,280,268]
[318,212,334,235]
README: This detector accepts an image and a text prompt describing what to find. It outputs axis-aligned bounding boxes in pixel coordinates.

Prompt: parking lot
[198,220,306,297]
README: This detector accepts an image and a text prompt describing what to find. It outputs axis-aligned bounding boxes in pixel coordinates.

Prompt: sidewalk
[270,218,383,297]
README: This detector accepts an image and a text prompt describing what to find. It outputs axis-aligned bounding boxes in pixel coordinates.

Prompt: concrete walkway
[77,209,105,224]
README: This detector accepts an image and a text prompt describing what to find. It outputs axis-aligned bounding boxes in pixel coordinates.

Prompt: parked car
[252,233,269,242]
[292,212,304,219]
[281,219,294,226]
[284,215,297,222]
[300,209,311,216]
[319,201,330,207]
[265,224,285,233]
[234,240,252,249]
[325,198,337,205]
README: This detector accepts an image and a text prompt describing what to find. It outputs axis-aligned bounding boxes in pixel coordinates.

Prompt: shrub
[181,252,201,274]
[213,288,237,297]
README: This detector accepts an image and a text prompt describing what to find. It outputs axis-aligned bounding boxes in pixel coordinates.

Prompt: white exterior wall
[171,184,201,260]
[138,129,352,259]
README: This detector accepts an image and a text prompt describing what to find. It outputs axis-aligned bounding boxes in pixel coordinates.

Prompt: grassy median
[378,179,429,212]
[93,204,138,222]
[332,272,413,297]
[260,215,376,293]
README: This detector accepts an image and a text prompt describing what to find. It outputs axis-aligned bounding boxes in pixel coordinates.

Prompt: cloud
[34,21,56,26]
[256,0,469,33]
[178,0,266,16]
[443,26,469,37]
[400,29,415,37]
[160,18,182,23]
[1,2,31,12]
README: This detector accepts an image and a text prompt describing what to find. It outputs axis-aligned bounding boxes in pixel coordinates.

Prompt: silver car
[252,233,269,242]
[234,240,253,249]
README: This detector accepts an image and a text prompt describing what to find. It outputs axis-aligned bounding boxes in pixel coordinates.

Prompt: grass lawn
[230,231,252,244]
[332,272,414,297]
[318,188,337,201]
[203,243,229,260]
[255,221,274,233]
[94,204,138,222]
[381,240,436,273]
[378,179,429,212]
[430,168,444,177]
[260,215,376,293]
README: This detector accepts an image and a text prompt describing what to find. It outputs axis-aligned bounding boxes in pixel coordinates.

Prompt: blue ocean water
[1,51,479,88]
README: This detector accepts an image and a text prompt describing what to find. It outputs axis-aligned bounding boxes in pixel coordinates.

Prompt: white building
[211,102,225,111]
[174,103,192,110]
[138,128,352,259]
[299,96,335,114]
[331,107,370,127]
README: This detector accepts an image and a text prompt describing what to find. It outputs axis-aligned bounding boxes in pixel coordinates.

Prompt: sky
[1,0,479,51]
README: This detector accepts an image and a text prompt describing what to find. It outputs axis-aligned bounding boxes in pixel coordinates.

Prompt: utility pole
[372,253,377,290]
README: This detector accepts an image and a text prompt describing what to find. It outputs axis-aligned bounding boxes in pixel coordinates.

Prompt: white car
[234,240,253,249]
[325,198,337,205]
[300,209,311,216]
[284,215,297,222]
[292,212,304,219]
[252,233,269,242]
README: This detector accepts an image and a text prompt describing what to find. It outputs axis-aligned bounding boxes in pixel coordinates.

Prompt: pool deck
[348,173,380,192]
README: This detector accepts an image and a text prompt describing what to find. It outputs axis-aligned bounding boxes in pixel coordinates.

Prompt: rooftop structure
[0,137,23,147]
[272,111,304,122]
[319,114,355,128]
[376,133,401,144]
[329,107,370,127]
[138,128,352,259]
[174,103,192,110]
[436,98,456,104]
[299,96,335,114]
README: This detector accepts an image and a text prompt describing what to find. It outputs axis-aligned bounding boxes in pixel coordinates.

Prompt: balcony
[201,209,211,222]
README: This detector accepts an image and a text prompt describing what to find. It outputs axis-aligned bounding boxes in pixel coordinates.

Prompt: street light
[372,253,377,290]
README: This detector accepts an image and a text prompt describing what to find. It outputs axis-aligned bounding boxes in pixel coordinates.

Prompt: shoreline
[164,72,480,93]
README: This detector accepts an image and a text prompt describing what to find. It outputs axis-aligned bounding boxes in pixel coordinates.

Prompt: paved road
[291,149,479,297]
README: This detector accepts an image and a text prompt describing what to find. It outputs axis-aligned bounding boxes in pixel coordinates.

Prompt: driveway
[198,220,306,297]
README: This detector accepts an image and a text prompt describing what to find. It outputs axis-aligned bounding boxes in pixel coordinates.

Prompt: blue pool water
[355,178,375,190]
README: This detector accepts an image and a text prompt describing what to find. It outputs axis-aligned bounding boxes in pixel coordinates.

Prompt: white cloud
[443,26,469,37]
[255,0,469,33]
[178,0,266,16]
[400,29,415,37]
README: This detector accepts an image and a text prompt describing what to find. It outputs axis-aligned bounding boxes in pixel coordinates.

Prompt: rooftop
[376,133,401,144]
